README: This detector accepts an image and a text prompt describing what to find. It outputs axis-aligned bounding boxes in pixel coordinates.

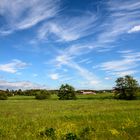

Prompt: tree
[17,89,22,95]
[57,84,76,100]
[114,75,139,100]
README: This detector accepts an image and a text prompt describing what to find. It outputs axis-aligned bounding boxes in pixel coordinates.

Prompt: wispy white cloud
[100,51,140,76]
[78,58,92,64]
[49,73,59,80]
[91,0,140,51]
[0,59,29,73]
[105,77,112,80]
[53,52,100,87]
[128,25,140,33]
[108,0,140,11]
[118,50,133,54]
[113,70,137,77]
[0,80,47,90]
[122,52,140,60]
[68,62,100,85]
[101,59,137,72]
[48,72,74,83]
[0,0,60,35]
[37,12,97,42]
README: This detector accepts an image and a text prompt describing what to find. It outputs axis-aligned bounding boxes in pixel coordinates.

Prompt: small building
[80,90,96,95]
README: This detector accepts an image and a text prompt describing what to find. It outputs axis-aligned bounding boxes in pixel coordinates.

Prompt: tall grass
[0,94,140,139]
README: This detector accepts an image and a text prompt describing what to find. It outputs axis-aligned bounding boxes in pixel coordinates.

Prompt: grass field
[0,94,140,140]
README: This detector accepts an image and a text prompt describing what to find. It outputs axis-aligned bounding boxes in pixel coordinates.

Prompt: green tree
[114,75,139,100]
[58,84,76,100]
[17,89,22,95]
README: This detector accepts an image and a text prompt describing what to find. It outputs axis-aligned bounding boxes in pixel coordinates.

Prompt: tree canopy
[114,75,139,100]
[57,84,76,100]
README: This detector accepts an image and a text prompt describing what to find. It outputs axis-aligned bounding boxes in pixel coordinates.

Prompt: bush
[39,127,56,139]
[35,91,50,100]
[63,132,79,140]
[79,126,95,139]
[58,84,76,100]
[0,93,8,100]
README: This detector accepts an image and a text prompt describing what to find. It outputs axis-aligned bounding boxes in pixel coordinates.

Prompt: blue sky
[0,0,140,90]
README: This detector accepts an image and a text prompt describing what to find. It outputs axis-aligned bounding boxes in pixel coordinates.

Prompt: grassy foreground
[0,94,140,140]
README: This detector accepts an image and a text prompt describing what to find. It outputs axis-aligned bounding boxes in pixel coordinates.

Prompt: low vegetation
[0,94,140,140]
[0,75,140,139]
[35,90,51,100]
[0,92,8,100]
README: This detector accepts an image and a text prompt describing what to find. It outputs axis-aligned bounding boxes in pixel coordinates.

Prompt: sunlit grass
[0,94,140,139]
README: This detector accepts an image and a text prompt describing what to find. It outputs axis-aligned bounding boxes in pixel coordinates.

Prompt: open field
[0,94,140,140]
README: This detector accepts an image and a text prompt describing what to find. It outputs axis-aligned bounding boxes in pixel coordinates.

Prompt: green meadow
[0,94,140,140]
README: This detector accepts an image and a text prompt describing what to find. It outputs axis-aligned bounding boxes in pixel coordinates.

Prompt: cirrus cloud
[128,25,140,33]
[0,0,61,35]
[0,59,29,73]
[0,80,47,90]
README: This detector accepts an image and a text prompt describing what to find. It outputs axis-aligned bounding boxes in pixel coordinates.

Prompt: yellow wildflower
[110,129,120,136]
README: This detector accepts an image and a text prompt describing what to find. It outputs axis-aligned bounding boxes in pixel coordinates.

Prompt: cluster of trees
[0,89,58,96]
[0,84,76,100]
[0,89,58,100]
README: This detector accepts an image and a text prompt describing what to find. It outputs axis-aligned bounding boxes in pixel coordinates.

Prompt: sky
[0,0,140,90]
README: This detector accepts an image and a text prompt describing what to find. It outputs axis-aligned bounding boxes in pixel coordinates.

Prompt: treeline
[0,89,113,97]
[0,89,58,97]
[0,84,77,100]
[0,88,139,97]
